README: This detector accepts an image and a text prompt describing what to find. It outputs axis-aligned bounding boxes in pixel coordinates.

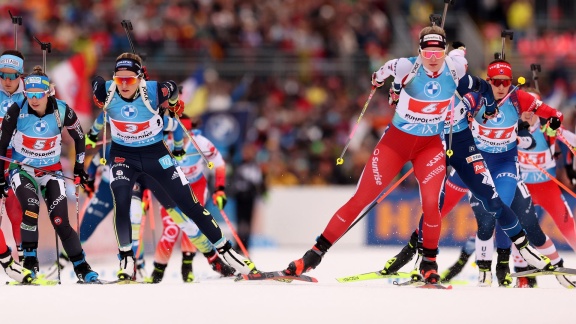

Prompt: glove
[168,99,185,117]
[85,131,98,149]
[482,104,500,124]
[548,116,561,130]
[142,66,150,81]
[452,41,466,51]
[73,165,90,189]
[0,179,8,198]
[371,72,385,88]
[541,123,557,137]
[388,87,400,107]
[212,186,227,210]
[172,148,186,161]
[83,178,95,197]
[517,135,535,150]
[565,165,576,186]
[93,94,104,109]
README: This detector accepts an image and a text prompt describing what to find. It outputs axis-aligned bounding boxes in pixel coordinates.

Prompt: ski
[6,278,59,286]
[236,271,318,283]
[416,283,453,290]
[336,271,411,283]
[393,279,452,289]
[511,267,576,278]
[77,279,143,285]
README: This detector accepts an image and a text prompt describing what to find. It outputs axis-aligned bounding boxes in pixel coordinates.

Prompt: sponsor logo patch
[473,161,486,174]
[465,154,483,163]
[24,210,38,218]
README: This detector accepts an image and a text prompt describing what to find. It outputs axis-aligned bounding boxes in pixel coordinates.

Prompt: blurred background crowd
[2,0,576,189]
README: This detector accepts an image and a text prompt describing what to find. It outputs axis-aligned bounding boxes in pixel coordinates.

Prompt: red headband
[487,62,512,78]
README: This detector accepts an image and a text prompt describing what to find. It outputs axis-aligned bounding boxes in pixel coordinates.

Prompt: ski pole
[500,30,514,60]
[54,233,61,284]
[334,167,414,245]
[518,151,576,199]
[32,36,51,72]
[219,208,250,258]
[75,185,80,234]
[440,0,454,29]
[177,117,214,169]
[446,97,456,158]
[556,130,576,157]
[121,20,136,55]
[530,63,541,92]
[0,155,76,182]
[8,10,22,50]
[336,86,376,165]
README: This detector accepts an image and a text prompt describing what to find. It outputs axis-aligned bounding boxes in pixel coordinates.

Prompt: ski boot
[22,248,39,278]
[71,252,99,283]
[117,249,136,281]
[17,246,23,262]
[205,251,236,277]
[512,233,554,271]
[441,250,472,283]
[43,253,70,280]
[145,262,167,284]
[381,231,418,275]
[477,260,492,287]
[0,248,33,283]
[514,265,537,288]
[285,235,331,276]
[553,259,576,289]
[419,260,440,284]
[182,252,195,282]
[217,240,257,275]
[495,248,512,287]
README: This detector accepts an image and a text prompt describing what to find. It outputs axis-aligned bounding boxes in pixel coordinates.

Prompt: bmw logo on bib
[34,120,49,135]
[121,105,138,119]
[424,81,441,98]
[1,99,13,113]
[490,111,505,125]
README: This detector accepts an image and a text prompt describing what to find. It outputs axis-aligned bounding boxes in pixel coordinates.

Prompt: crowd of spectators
[3,1,576,188]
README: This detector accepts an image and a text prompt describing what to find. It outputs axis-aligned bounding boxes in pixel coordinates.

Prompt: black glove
[172,148,186,161]
[452,41,466,51]
[482,96,498,123]
[73,165,90,189]
[0,179,8,198]
[566,165,576,186]
[548,116,561,130]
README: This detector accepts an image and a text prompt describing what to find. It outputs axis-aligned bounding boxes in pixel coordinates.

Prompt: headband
[487,61,512,78]
[419,34,446,49]
[24,75,50,91]
[0,54,24,74]
[115,58,142,75]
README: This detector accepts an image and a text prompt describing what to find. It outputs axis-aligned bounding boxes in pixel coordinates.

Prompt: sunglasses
[23,90,49,100]
[0,72,21,80]
[489,79,512,87]
[113,75,141,86]
[420,49,446,60]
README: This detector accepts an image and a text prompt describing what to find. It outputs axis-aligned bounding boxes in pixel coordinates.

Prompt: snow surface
[1,247,574,324]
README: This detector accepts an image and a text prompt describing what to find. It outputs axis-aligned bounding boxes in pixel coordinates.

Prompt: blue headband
[115,58,142,75]
[24,75,50,91]
[0,54,24,74]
